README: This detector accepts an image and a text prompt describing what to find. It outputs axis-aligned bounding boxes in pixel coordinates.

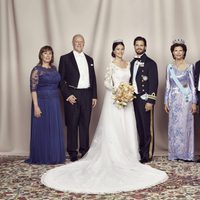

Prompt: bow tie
[134,57,141,61]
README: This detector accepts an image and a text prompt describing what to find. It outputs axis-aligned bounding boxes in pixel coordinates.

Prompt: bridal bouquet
[112,82,135,109]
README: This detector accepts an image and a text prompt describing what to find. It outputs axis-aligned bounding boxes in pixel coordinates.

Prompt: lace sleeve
[30,67,39,92]
[104,64,114,90]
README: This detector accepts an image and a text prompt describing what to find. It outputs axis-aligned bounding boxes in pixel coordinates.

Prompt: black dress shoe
[140,159,147,163]
[140,158,152,164]
[196,159,200,163]
[183,160,193,162]
[80,153,86,158]
[70,156,78,162]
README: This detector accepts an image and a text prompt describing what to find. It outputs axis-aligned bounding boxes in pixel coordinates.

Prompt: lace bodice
[30,66,60,92]
[41,62,168,194]
[104,62,131,90]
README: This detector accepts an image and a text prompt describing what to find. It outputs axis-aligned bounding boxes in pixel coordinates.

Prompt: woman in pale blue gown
[164,40,197,161]
[41,41,168,194]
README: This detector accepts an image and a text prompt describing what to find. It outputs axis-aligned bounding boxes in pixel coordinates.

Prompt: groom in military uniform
[130,36,158,163]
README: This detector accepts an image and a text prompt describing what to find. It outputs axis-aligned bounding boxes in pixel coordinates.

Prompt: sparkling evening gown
[164,63,196,161]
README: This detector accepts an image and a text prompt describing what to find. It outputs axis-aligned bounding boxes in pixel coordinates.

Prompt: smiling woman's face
[41,50,53,64]
[173,46,185,60]
[113,44,125,58]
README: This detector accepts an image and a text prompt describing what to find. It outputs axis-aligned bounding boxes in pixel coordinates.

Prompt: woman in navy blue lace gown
[25,46,66,164]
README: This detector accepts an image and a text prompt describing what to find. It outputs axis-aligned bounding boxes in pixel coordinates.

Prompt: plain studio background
[0,0,200,156]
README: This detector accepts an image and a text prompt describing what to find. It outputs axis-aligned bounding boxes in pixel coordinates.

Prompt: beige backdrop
[1,0,200,156]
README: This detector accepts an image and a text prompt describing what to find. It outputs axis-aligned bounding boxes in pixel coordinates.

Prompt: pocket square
[90,63,94,66]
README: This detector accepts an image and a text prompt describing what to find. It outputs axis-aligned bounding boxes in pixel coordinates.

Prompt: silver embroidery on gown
[165,64,196,161]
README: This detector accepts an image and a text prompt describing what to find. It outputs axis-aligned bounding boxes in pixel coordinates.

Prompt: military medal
[139,62,144,67]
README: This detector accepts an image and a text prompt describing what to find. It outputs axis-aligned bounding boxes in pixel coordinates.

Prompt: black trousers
[64,88,92,157]
[133,95,154,160]
[198,93,200,108]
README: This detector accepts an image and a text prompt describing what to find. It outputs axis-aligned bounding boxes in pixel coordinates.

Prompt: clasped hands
[67,95,97,108]
[164,104,197,114]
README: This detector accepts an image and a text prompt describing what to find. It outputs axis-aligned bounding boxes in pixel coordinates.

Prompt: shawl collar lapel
[69,51,79,73]
[84,54,91,70]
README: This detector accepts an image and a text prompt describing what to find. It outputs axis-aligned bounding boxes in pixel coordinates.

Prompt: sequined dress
[164,64,196,160]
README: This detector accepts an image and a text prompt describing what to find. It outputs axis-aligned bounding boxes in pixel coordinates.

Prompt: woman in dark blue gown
[25,46,66,164]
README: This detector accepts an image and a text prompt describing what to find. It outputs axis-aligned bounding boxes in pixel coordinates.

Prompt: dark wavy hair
[133,36,147,46]
[111,41,125,57]
[38,45,54,66]
[170,43,187,59]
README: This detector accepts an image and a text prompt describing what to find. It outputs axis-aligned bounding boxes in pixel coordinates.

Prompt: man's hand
[92,99,97,108]
[145,102,153,111]
[66,95,77,105]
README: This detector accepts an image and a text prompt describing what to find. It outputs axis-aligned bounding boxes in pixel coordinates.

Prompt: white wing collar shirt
[132,55,141,94]
[132,53,145,94]
[73,50,90,89]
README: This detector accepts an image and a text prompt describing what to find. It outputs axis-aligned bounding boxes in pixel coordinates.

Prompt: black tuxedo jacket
[130,54,158,104]
[194,60,200,103]
[58,51,97,100]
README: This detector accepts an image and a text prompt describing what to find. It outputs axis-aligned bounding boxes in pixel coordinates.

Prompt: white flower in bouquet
[112,82,135,109]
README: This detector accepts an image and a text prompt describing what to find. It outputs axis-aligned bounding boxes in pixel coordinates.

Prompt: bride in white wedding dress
[41,40,168,194]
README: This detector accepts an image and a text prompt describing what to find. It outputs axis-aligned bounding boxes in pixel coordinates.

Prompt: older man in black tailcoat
[59,34,97,162]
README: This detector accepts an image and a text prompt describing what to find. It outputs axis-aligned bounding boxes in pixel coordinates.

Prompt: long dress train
[41,63,168,194]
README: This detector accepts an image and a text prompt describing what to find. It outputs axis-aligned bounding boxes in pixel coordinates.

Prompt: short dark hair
[170,43,187,59]
[38,45,54,66]
[133,36,147,46]
[111,41,125,57]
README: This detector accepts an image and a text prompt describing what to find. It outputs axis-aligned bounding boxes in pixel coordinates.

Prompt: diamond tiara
[172,38,185,44]
[113,39,123,43]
